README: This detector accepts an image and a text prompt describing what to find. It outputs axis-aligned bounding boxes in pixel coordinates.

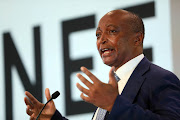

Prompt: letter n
[3,26,42,120]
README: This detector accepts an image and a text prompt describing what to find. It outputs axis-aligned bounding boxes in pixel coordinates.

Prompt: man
[24,9,180,120]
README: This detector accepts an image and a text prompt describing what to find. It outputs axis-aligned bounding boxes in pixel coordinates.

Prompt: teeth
[101,48,109,52]
[104,51,110,53]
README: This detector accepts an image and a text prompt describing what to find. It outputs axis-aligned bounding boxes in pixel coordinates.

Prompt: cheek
[96,42,101,55]
[114,41,123,53]
[116,43,128,58]
[96,42,99,49]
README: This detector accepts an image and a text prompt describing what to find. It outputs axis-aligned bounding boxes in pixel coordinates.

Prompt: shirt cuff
[51,109,64,120]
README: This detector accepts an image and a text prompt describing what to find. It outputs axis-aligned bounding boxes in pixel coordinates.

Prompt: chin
[102,59,114,67]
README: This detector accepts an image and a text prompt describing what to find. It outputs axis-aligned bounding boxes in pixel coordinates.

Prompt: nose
[101,39,106,44]
[100,33,107,44]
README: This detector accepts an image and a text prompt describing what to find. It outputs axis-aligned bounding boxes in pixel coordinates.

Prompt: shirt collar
[115,54,144,81]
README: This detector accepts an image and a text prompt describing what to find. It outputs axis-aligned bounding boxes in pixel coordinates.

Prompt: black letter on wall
[62,15,96,115]
[3,26,42,120]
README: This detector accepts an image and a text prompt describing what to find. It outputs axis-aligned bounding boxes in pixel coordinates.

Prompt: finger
[109,66,118,87]
[45,88,51,101]
[26,105,33,116]
[80,66,100,83]
[30,114,36,120]
[76,73,93,88]
[76,83,90,96]
[24,97,34,109]
[25,91,39,105]
[80,93,91,103]
[30,116,34,120]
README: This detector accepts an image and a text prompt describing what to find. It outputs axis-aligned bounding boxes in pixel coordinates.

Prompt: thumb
[45,88,51,101]
[108,66,118,87]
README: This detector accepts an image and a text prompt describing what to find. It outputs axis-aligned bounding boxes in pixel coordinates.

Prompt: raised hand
[24,88,56,120]
[76,66,118,112]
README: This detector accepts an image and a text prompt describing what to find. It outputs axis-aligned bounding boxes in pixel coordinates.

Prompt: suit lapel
[121,57,150,103]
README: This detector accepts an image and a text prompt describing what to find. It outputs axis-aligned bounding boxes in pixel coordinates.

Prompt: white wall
[0,0,179,120]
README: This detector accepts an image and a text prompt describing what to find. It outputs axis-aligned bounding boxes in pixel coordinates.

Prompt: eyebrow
[96,24,119,31]
[106,24,119,28]
[96,27,101,31]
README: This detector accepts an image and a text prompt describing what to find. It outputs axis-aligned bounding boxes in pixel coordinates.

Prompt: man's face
[96,11,136,69]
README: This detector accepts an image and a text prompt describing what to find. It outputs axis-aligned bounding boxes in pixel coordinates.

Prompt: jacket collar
[121,57,151,103]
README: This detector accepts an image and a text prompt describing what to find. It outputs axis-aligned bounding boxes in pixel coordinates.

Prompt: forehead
[97,12,129,30]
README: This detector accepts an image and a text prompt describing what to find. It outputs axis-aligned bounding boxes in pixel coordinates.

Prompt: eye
[96,33,101,39]
[110,30,117,33]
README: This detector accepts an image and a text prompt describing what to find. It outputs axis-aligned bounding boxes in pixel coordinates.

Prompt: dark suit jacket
[52,57,180,120]
[106,57,180,120]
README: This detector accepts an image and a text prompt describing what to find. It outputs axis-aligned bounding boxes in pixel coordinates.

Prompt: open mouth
[100,48,114,56]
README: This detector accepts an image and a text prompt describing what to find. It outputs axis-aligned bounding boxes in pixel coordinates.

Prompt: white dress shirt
[93,54,144,120]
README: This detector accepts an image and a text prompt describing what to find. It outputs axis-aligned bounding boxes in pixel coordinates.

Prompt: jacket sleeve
[51,110,68,120]
[107,76,180,120]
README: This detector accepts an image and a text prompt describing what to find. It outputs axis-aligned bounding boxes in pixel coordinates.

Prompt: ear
[134,32,144,46]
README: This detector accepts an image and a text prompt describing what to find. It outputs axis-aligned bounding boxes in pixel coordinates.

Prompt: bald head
[102,9,145,39]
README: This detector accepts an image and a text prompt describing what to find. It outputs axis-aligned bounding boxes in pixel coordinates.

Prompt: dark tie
[95,72,120,120]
